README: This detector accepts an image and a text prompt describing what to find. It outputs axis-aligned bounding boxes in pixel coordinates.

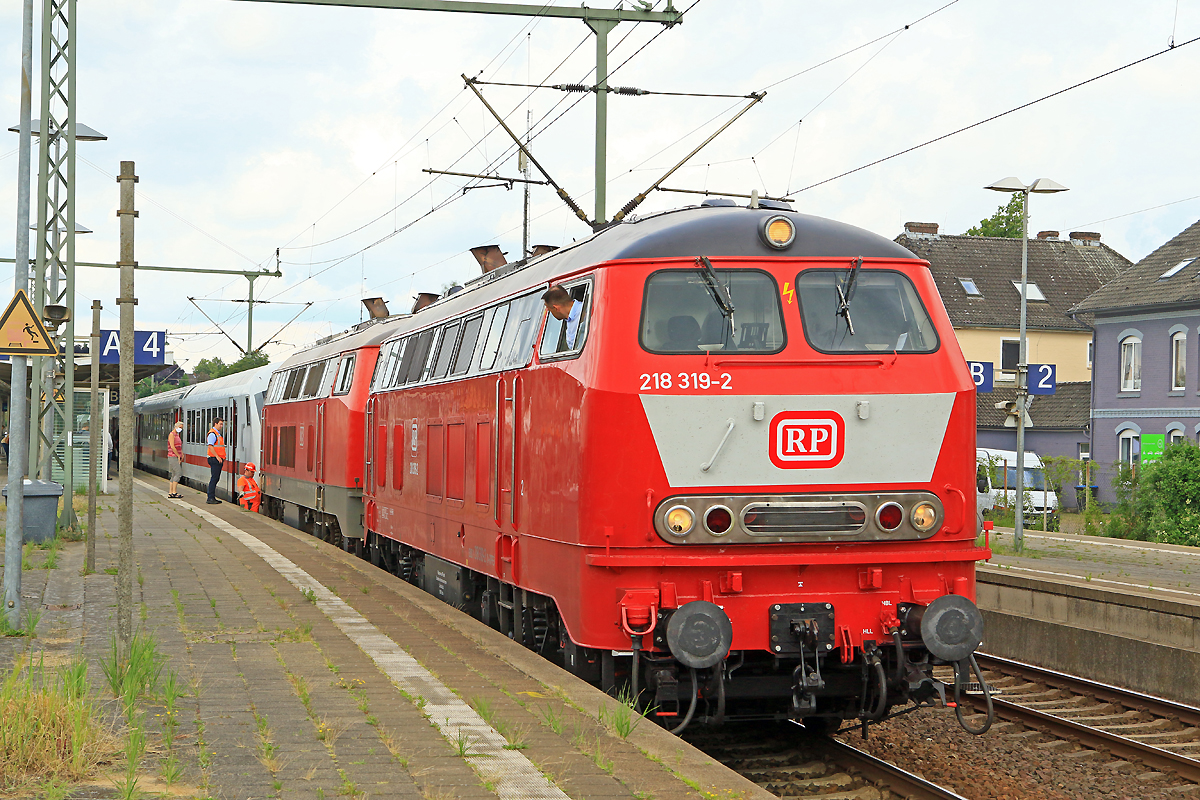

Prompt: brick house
[895,223,1131,384]
[1071,218,1200,503]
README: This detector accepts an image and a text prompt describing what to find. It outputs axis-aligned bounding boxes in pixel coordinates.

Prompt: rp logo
[769,411,845,469]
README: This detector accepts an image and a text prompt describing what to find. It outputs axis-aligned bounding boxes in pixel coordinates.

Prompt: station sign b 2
[98,330,166,365]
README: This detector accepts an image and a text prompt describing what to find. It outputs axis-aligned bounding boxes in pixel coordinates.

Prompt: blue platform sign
[98,330,166,365]
[968,361,993,393]
[1028,363,1056,395]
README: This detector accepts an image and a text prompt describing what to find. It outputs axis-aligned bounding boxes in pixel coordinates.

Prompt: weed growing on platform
[100,630,166,716]
[0,603,41,637]
[103,566,117,575]
[113,711,147,800]
[539,704,564,735]
[302,587,318,603]
[252,708,281,772]
[336,768,362,798]
[315,715,346,745]
[450,727,478,757]
[0,654,115,791]
[500,722,529,751]
[469,696,495,725]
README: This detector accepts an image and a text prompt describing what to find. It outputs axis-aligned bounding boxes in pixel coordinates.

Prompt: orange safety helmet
[243,462,257,472]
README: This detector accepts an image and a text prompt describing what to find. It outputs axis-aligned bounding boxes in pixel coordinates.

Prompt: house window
[1087,339,1093,370]
[1000,340,1020,372]
[1169,429,1186,445]
[1118,430,1139,466]
[1011,281,1046,301]
[1159,258,1194,279]
[958,278,982,297]
[1172,331,1187,390]
[1120,335,1141,391]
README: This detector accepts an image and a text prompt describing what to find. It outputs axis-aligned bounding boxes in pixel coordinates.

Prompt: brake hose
[954,654,994,735]
[669,668,699,735]
[868,655,888,720]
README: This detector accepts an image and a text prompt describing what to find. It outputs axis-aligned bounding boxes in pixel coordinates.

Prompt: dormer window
[1011,281,1046,301]
[1161,258,1194,279]
[958,278,982,297]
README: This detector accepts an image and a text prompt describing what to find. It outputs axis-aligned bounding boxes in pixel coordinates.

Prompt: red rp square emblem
[769,411,845,469]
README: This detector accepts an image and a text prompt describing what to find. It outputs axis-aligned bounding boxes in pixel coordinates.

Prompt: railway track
[961,654,1200,784]
[689,723,969,800]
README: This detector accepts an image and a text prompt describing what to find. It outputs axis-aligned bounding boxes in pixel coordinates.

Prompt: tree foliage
[964,194,1025,238]
[135,373,188,398]
[193,351,269,382]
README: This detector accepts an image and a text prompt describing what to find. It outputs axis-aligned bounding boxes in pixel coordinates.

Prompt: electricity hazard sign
[0,290,58,356]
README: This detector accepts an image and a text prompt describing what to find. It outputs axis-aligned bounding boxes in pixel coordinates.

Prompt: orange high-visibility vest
[238,475,260,512]
[207,427,226,461]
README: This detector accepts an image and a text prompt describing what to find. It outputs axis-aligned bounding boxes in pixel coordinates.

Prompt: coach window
[796,269,938,354]
[333,354,356,395]
[641,268,784,354]
[540,279,592,359]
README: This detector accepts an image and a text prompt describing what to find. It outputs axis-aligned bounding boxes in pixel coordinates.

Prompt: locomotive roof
[275,315,411,372]
[283,204,919,356]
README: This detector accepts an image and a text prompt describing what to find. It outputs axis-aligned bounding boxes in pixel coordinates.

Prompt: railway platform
[0,469,770,800]
[976,527,1200,705]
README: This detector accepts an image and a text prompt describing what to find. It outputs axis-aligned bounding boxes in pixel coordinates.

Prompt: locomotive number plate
[768,602,835,656]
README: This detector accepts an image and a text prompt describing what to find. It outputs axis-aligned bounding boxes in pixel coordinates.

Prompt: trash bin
[2,479,65,544]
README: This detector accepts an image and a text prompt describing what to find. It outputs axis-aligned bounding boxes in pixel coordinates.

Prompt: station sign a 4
[769,410,845,469]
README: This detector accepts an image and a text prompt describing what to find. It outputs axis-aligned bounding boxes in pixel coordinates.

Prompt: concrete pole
[1014,187,1029,552]
[587,19,617,227]
[116,160,137,649]
[4,0,35,629]
[86,299,99,573]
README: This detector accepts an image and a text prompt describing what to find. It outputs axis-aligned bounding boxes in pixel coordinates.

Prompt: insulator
[613,86,648,96]
[552,83,590,93]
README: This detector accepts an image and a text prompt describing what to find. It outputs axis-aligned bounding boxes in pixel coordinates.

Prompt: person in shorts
[167,420,184,498]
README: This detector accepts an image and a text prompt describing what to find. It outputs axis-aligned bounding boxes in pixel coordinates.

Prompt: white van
[976,447,1059,516]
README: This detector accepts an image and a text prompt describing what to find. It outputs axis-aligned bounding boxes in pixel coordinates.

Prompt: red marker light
[706,506,733,535]
[876,503,903,530]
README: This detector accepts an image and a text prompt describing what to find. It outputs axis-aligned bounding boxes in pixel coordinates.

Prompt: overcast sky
[1,0,1197,369]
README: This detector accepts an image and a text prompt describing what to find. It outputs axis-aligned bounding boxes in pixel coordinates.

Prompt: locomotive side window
[333,354,357,395]
[302,360,326,397]
[495,291,544,370]
[432,321,461,380]
[640,268,785,354]
[796,269,939,354]
[478,304,510,370]
[451,315,484,376]
[540,280,592,359]
[402,330,434,384]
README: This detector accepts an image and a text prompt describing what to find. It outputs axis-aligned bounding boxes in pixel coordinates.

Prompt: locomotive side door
[315,399,326,484]
[497,376,513,529]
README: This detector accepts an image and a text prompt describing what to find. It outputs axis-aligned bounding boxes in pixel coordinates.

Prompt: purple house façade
[1071,218,1200,503]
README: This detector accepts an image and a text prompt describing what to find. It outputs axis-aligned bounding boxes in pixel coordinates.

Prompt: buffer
[0,290,58,356]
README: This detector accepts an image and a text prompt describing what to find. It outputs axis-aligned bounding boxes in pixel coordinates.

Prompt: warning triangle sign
[0,290,58,356]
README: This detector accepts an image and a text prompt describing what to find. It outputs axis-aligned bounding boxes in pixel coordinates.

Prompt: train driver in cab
[542,284,582,352]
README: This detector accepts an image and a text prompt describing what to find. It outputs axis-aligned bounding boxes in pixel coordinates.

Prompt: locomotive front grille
[653,492,943,545]
[741,503,867,535]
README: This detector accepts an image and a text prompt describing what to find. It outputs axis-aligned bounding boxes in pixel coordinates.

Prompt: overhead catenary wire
[786,32,1200,197]
[260,0,703,307]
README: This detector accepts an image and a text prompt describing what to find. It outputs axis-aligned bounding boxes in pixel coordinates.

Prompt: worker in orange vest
[238,462,261,513]
[206,418,226,504]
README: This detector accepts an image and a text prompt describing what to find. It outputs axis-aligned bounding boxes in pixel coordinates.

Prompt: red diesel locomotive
[261,200,994,734]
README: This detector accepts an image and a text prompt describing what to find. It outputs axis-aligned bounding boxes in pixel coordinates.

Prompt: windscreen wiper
[837,257,862,335]
[697,256,736,341]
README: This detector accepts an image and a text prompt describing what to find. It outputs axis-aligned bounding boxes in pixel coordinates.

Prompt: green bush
[1105,441,1200,546]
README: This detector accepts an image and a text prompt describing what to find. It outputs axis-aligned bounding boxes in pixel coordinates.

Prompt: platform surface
[0,469,769,800]
[981,526,1200,606]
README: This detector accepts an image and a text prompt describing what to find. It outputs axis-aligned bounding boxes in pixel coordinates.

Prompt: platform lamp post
[985,176,1068,552]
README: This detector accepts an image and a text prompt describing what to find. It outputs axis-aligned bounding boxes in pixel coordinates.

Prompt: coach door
[227,401,239,499]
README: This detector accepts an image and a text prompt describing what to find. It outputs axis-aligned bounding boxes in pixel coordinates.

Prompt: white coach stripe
[138,480,571,800]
